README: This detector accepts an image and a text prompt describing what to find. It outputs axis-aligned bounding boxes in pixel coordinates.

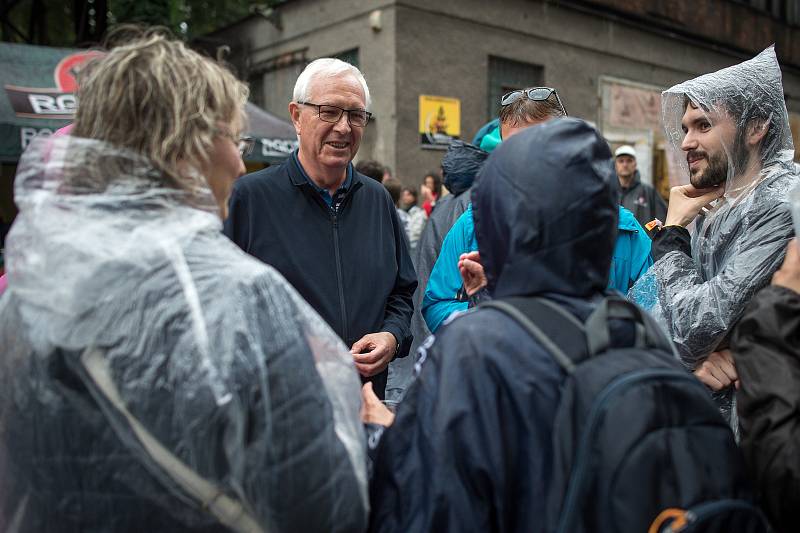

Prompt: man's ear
[746,117,770,148]
[288,102,302,135]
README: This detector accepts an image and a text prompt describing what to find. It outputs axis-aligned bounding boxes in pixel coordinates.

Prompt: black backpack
[482,294,770,533]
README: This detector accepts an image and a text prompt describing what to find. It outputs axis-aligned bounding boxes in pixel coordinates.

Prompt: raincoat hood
[472,118,501,152]
[0,135,368,532]
[472,118,618,299]
[441,140,488,196]
[662,45,794,194]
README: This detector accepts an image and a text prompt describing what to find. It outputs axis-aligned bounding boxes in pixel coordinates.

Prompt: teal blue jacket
[422,205,653,332]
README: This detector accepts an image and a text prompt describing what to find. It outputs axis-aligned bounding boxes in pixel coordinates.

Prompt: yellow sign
[419,95,460,146]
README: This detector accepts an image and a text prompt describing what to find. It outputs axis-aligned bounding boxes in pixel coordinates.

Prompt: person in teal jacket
[422,203,653,333]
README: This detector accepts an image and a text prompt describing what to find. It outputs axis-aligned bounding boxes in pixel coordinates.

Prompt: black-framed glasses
[298,102,372,127]
[236,135,255,156]
[500,87,568,116]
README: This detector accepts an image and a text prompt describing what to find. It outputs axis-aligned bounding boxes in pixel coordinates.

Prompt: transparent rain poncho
[629,46,799,428]
[0,135,368,533]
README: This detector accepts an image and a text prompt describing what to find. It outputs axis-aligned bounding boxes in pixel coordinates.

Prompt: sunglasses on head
[500,87,568,116]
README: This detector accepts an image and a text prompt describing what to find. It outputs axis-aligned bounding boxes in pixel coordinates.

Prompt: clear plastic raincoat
[629,46,799,426]
[0,136,368,533]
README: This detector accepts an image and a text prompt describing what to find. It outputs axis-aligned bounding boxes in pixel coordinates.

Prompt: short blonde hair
[73,29,248,189]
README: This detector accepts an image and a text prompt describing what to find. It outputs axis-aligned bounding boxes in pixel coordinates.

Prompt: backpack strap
[80,347,267,533]
[480,297,588,374]
[584,294,677,357]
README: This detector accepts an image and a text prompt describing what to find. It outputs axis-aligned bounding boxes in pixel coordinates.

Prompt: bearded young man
[630,46,799,429]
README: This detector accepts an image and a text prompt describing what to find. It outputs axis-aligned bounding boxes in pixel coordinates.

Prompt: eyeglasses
[297,102,372,127]
[500,87,568,116]
[236,135,255,156]
[216,129,255,156]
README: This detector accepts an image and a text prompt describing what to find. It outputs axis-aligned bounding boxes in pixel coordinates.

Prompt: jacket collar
[288,150,357,190]
[617,206,643,233]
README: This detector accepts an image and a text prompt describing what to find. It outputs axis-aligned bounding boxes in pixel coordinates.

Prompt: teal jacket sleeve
[609,207,653,293]
[422,207,478,332]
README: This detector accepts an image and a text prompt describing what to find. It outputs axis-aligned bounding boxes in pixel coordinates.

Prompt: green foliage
[0,0,282,46]
[110,0,174,28]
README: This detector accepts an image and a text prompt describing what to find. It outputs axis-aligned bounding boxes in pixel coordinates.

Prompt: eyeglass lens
[238,138,254,156]
[501,87,554,106]
[317,105,369,126]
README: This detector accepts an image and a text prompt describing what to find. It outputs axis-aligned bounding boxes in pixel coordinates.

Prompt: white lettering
[28,95,58,114]
[56,94,77,112]
[27,94,76,115]
[260,138,298,156]
[20,127,53,150]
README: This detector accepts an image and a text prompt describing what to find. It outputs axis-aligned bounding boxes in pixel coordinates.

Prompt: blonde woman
[0,30,367,533]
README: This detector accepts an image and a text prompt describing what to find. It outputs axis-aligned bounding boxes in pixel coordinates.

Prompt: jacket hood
[441,140,489,196]
[472,118,501,152]
[472,118,618,298]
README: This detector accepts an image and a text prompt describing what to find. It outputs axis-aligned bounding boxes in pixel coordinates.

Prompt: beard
[689,149,728,188]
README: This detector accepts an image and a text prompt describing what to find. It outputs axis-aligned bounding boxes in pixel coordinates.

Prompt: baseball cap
[614,145,637,159]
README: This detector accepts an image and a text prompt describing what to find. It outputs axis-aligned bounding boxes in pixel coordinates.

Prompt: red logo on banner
[54,51,104,92]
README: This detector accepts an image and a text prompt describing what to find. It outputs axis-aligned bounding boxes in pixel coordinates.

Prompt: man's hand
[664,184,724,227]
[360,382,395,427]
[694,349,739,391]
[351,332,397,377]
[458,251,487,296]
[772,239,800,294]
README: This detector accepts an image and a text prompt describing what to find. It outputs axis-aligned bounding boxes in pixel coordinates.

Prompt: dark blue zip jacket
[223,154,417,392]
[369,119,623,533]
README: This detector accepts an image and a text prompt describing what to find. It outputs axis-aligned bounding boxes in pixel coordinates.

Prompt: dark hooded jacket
[385,141,487,402]
[732,284,800,533]
[370,119,620,533]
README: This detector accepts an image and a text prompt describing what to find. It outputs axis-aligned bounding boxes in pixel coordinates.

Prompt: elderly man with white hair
[224,58,416,399]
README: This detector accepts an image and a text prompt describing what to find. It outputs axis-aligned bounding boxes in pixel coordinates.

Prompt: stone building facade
[202,0,800,193]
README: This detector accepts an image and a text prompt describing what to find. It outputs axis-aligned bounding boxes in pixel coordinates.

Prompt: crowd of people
[0,26,798,533]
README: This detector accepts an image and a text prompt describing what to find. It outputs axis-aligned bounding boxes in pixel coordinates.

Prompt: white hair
[292,58,371,110]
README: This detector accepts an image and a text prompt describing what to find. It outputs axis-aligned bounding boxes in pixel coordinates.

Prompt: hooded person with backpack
[366,118,767,533]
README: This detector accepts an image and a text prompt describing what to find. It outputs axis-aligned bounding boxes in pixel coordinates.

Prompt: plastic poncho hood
[0,135,368,532]
[441,140,489,196]
[472,117,618,299]
[661,45,794,193]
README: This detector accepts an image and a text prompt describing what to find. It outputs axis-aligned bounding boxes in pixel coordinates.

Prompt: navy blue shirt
[292,151,353,209]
